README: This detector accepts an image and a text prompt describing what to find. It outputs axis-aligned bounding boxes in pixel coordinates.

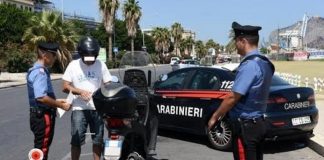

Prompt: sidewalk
[1,72,324,157]
[0,72,62,89]
[309,94,324,156]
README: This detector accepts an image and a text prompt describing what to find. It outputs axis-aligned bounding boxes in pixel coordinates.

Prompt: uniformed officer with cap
[27,41,71,160]
[208,22,275,160]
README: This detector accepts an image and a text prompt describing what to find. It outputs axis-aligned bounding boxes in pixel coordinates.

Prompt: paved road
[0,65,323,160]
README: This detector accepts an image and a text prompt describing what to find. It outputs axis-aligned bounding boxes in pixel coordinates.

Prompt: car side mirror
[110,76,119,83]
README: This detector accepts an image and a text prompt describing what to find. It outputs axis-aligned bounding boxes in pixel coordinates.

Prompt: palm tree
[185,36,195,56]
[123,0,141,53]
[195,40,206,59]
[99,0,119,62]
[225,29,236,54]
[171,22,183,57]
[22,11,78,70]
[152,27,170,63]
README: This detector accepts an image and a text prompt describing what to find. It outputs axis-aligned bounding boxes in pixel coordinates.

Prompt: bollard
[305,77,309,87]
[314,77,318,91]
[298,75,301,87]
[319,79,323,92]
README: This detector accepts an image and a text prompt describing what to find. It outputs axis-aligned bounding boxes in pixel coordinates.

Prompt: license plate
[291,116,311,126]
[104,139,123,160]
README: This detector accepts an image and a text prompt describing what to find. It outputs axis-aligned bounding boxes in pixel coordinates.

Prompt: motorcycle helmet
[77,36,100,63]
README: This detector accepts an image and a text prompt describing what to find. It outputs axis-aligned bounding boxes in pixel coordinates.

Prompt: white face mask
[83,56,95,62]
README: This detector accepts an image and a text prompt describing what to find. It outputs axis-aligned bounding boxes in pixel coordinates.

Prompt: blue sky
[51,0,324,45]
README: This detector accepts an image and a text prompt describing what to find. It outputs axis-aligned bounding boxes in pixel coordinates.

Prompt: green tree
[152,27,171,63]
[205,39,220,54]
[123,0,142,53]
[195,40,206,59]
[99,0,119,61]
[22,11,79,71]
[0,4,34,68]
[184,36,195,56]
[0,4,33,45]
[225,29,236,54]
[171,22,183,57]
[260,47,269,54]
[69,19,89,36]
[91,19,154,54]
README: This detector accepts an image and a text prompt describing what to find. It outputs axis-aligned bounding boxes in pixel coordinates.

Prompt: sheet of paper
[56,92,74,118]
[66,92,74,104]
[56,108,66,118]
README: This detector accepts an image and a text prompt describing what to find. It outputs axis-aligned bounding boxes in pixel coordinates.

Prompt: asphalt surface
[0,65,323,160]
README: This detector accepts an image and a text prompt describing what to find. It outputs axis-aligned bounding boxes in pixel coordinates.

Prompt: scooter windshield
[118,51,156,87]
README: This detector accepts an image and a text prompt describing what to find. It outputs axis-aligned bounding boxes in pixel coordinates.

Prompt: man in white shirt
[62,37,112,160]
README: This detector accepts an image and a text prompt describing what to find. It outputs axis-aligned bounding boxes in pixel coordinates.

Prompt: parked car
[171,59,199,71]
[170,57,180,65]
[150,66,318,151]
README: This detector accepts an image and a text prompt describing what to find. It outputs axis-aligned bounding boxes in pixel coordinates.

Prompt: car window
[155,70,192,90]
[271,75,290,86]
[187,70,221,90]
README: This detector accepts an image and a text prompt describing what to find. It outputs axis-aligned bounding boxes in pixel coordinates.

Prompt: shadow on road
[158,129,309,155]
[263,139,308,154]
[157,129,232,153]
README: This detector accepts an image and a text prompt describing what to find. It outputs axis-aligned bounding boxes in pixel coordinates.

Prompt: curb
[0,78,62,89]
[308,136,324,157]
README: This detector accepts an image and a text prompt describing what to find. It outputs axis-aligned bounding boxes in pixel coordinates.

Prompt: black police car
[150,65,318,150]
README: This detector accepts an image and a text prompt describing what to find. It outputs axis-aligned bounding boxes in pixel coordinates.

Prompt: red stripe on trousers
[237,138,246,160]
[42,113,51,157]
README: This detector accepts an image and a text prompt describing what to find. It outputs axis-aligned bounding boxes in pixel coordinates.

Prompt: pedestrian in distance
[27,41,71,160]
[208,22,275,160]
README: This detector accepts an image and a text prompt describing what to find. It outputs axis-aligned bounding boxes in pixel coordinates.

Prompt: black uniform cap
[232,22,262,38]
[38,42,59,54]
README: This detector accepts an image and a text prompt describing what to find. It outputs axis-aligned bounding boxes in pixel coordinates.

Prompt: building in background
[34,0,55,12]
[64,12,100,29]
[0,0,34,11]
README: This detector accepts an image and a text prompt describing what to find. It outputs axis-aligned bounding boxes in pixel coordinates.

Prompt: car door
[151,68,195,129]
[176,68,227,134]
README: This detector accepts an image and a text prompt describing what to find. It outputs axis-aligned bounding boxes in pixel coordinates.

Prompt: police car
[150,65,318,150]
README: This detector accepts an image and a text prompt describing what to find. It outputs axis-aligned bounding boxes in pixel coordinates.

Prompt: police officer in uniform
[27,42,71,160]
[208,22,275,160]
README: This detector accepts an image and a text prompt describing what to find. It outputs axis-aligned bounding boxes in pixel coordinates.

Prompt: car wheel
[207,119,232,151]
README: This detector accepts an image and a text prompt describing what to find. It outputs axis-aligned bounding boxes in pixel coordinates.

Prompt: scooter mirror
[111,76,119,83]
[159,74,168,81]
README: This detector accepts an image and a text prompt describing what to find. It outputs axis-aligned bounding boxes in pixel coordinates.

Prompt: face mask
[83,56,95,62]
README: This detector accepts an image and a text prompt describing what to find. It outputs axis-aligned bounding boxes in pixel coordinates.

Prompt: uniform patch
[39,68,45,74]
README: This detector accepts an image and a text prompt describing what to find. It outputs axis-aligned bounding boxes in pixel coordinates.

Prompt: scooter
[93,51,157,160]
[93,81,147,160]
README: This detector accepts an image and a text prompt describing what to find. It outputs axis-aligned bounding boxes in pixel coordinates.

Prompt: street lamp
[61,0,64,21]
[142,30,146,50]
[142,29,151,51]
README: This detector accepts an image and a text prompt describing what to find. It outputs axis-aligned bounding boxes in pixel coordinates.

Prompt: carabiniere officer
[208,22,275,160]
[27,42,70,160]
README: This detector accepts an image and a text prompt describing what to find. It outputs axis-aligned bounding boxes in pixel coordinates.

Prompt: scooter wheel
[127,152,145,160]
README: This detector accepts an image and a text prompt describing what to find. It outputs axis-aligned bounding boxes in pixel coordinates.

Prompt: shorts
[70,110,104,146]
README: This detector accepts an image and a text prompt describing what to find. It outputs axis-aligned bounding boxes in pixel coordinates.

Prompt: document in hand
[56,93,74,118]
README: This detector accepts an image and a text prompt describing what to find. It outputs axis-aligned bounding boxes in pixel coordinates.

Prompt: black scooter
[93,81,147,160]
[93,51,157,160]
